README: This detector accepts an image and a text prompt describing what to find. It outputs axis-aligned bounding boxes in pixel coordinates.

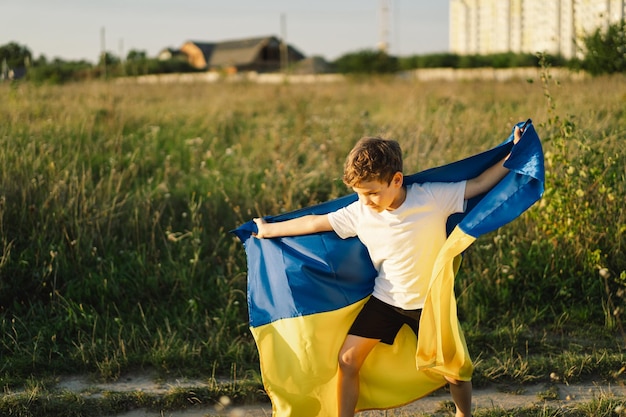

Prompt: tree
[333,49,398,74]
[126,49,147,61]
[580,19,626,75]
[124,49,149,76]
[0,42,32,68]
[99,51,120,66]
[27,59,94,84]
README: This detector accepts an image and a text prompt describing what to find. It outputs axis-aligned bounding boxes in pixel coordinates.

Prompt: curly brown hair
[342,136,403,187]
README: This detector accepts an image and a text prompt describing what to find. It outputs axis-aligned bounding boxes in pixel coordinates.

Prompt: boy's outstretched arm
[253,214,333,239]
[465,125,523,200]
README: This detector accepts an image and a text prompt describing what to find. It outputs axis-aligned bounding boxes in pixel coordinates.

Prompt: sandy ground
[51,373,626,417]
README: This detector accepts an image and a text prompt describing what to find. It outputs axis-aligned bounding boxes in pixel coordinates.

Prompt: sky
[1,0,449,63]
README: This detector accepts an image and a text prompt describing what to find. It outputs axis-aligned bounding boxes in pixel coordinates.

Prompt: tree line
[0,44,200,84]
[2,19,625,84]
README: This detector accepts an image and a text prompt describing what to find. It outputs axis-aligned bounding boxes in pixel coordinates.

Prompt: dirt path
[56,374,625,417]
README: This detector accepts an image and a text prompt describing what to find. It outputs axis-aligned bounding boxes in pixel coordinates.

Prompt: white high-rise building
[450,0,626,59]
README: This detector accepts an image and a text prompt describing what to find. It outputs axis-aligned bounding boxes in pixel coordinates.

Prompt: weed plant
[0,71,624,396]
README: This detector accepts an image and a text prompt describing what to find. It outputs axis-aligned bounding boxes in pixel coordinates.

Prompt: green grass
[0,376,267,417]
[0,70,624,415]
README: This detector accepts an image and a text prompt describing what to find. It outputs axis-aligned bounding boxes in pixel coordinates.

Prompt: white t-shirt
[328,181,466,310]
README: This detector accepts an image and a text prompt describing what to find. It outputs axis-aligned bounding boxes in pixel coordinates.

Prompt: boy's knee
[337,351,360,376]
[444,376,470,386]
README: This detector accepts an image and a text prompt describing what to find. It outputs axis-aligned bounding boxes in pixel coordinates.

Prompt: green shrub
[580,19,626,75]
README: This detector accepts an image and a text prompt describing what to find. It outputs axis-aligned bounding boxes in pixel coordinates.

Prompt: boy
[253,125,523,417]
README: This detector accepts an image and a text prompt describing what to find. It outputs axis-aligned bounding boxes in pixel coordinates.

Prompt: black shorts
[348,296,422,345]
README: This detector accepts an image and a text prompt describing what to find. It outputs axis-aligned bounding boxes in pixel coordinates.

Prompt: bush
[27,60,95,84]
[397,52,564,70]
[580,19,626,75]
[333,49,399,74]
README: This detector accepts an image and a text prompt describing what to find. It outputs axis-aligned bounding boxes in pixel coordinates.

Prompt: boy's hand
[504,124,525,163]
[514,125,523,145]
[253,217,268,239]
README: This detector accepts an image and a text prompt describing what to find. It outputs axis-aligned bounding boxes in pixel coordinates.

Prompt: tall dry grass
[0,73,624,385]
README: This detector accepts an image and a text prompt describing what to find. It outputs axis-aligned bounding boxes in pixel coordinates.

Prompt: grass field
[0,68,624,415]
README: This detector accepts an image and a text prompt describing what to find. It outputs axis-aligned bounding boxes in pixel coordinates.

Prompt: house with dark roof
[169,36,306,73]
[179,42,216,69]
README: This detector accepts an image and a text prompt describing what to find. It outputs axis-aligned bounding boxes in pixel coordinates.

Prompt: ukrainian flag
[233,120,544,416]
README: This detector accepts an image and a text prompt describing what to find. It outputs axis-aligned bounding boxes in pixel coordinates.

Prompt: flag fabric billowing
[232,120,545,416]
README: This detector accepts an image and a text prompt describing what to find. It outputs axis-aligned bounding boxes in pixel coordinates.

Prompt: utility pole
[119,38,125,76]
[378,0,392,54]
[100,26,106,79]
[280,13,288,73]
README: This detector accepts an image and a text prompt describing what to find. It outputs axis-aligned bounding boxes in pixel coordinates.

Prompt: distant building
[179,42,216,69]
[157,47,185,61]
[1,58,27,81]
[161,36,307,73]
[450,0,626,59]
[291,56,335,74]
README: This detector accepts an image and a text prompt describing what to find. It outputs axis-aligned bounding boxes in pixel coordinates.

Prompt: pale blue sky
[1,1,449,63]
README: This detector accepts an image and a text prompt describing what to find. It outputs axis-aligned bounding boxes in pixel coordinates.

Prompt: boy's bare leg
[337,335,380,417]
[445,376,472,417]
